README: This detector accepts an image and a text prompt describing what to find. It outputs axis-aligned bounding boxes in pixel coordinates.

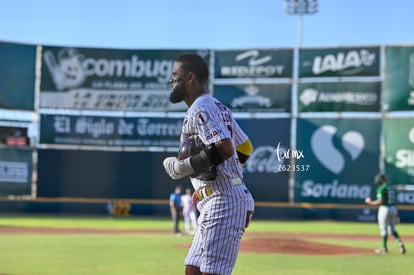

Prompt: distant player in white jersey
[163,54,254,275]
[181,188,197,235]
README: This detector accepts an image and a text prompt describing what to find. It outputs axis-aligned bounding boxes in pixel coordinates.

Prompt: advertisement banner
[298,81,381,112]
[237,118,290,202]
[295,118,381,203]
[37,118,290,202]
[40,114,182,147]
[37,149,177,199]
[214,83,291,112]
[384,46,414,111]
[0,42,36,111]
[299,46,380,77]
[0,147,33,197]
[384,118,414,187]
[40,46,209,111]
[214,49,293,78]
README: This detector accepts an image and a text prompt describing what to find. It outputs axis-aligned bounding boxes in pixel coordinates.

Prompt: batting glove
[163,157,195,180]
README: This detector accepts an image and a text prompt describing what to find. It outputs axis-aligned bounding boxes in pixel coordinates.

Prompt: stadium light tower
[285,0,318,47]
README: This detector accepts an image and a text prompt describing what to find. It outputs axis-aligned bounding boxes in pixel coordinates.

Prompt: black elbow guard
[189,144,224,174]
[203,144,224,166]
[237,151,249,165]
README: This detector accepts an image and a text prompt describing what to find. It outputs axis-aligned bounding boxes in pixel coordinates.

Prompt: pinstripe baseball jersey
[180,94,248,192]
[181,93,255,275]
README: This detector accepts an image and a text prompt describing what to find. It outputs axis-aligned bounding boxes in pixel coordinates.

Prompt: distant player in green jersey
[365,174,406,255]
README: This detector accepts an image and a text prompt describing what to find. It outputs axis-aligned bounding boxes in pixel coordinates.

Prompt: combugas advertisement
[39,46,209,111]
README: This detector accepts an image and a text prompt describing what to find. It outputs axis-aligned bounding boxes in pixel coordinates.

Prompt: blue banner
[40,114,182,147]
[237,118,291,202]
[0,42,36,111]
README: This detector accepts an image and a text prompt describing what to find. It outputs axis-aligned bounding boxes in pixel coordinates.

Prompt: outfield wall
[0,41,413,218]
[1,198,414,223]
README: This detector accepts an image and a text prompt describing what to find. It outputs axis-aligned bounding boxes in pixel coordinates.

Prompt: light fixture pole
[285,0,318,47]
[284,0,318,204]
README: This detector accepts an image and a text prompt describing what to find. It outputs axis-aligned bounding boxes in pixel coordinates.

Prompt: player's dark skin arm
[214,138,234,161]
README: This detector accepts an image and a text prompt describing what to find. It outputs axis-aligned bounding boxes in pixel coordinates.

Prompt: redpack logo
[220,50,286,77]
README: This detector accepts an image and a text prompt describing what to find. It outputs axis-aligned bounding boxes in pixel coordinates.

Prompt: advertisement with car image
[214,83,291,112]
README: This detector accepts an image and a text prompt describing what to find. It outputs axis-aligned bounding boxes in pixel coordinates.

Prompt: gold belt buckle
[197,187,213,201]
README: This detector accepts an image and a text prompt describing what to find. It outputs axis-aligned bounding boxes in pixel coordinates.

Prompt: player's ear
[187,72,196,85]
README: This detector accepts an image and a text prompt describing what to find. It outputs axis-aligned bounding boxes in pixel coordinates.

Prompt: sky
[0,0,413,50]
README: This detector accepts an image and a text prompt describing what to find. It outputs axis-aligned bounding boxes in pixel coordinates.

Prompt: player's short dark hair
[176,54,209,85]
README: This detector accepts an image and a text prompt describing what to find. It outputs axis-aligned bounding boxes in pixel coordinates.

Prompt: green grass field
[0,215,413,275]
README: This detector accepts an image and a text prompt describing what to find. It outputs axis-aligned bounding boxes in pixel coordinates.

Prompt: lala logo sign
[310,125,365,174]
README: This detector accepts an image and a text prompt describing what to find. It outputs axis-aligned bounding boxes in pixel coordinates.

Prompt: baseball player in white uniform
[181,188,198,235]
[163,54,254,275]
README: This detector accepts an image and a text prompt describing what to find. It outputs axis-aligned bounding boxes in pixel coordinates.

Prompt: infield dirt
[3,226,411,256]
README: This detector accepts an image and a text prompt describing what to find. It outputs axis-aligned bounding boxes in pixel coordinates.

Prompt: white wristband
[174,157,195,177]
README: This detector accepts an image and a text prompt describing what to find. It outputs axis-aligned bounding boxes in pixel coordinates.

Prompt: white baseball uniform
[181,192,197,234]
[181,94,254,275]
